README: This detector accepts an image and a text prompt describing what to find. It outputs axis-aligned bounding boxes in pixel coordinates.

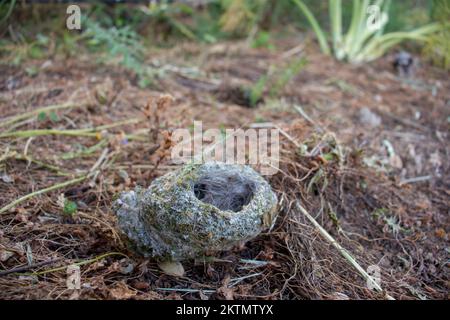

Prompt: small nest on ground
[193,168,257,212]
[0,121,447,300]
[114,162,278,261]
[0,58,447,299]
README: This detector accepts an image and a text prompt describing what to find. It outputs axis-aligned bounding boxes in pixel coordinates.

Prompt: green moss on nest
[114,161,278,261]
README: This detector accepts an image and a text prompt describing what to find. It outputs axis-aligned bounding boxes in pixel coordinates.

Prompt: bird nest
[114,162,278,261]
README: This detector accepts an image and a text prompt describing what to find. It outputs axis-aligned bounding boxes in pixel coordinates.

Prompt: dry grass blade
[295,201,395,300]
[0,175,88,215]
[29,252,129,276]
[0,101,83,129]
[0,118,143,139]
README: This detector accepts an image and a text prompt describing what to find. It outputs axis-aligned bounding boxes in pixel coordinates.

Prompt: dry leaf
[158,261,185,277]
[132,281,150,291]
[109,281,136,300]
[217,286,234,300]
[1,173,13,183]
[389,155,403,169]
[435,228,446,239]
[199,290,209,300]
[217,275,234,300]
[0,249,15,262]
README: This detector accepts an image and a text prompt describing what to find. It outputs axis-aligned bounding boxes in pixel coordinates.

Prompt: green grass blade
[344,0,362,54]
[355,23,442,62]
[292,0,331,55]
[348,0,370,57]
[329,0,344,59]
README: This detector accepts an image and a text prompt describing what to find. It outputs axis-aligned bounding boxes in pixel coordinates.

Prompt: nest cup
[114,162,278,261]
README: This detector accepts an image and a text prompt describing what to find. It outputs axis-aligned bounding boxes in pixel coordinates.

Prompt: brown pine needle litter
[0,119,445,299]
[0,44,448,300]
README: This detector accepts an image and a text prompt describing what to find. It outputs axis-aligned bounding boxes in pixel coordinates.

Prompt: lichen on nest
[114,162,278,261]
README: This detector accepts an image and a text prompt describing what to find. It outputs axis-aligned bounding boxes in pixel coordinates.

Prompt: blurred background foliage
[0,0,448,75]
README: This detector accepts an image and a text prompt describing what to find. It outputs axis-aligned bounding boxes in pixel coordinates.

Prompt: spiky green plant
[292,0,442,63]
[84,20,159,87]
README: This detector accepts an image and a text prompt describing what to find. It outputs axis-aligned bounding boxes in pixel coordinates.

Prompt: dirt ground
[0,37,448,300]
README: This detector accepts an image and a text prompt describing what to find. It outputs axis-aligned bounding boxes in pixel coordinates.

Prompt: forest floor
[0,37,448,300]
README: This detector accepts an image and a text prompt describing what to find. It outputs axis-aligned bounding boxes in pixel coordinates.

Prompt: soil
[0,37,448,300]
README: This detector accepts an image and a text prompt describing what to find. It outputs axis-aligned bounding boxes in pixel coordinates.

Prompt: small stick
[380,111,428,131]
[156,288,216,294]
[94,118,143,131]
[0,129,98,139]
[399,175,432,186]
[273,124,302,149]
[30,252,129,276]
[293,104,324,132]
[281,43,305,60]
[0,118,143,139]
[295,202,395,300]
[0,258,62,277]
[89,148,109,174]
[0,102,81,128]
[13,154,72,176]
[229,273,263,287]
[60,140,108,160]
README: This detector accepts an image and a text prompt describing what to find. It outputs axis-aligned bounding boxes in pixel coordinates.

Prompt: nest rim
[180,162,269,216]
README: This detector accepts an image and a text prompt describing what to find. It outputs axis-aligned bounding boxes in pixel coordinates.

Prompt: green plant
[219,0,270,38]
[248,57,307,106]
[423,0,450,70]
[140,1,197,40]
[0,0,16,26]
[251,31,274,49]
[85,20,144,68]
[292,0,442,63]
[63,200,78,216]
[270,57,307,96]
[37,111,58,122]
[84,20,157,87]
[249,75,268,107]
[219,0,256,34]
[0,33,52,65]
